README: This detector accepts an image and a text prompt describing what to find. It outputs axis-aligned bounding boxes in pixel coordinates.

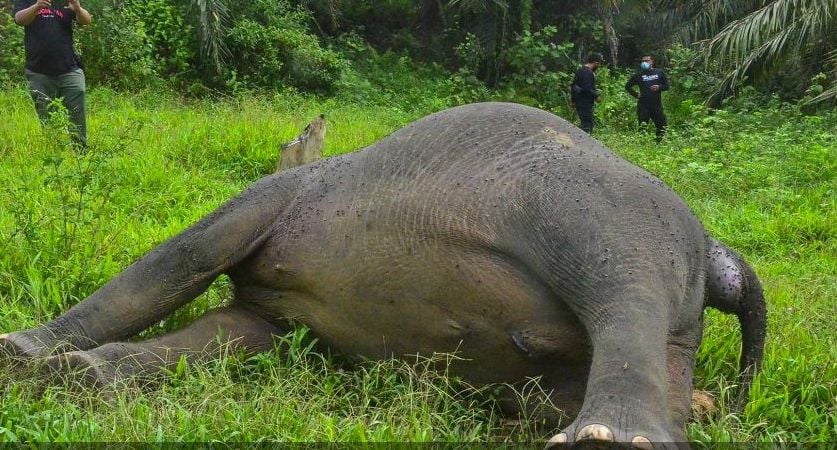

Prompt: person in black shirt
[13,0,92,148]
[570,52,603,135]
[625,55,669,142]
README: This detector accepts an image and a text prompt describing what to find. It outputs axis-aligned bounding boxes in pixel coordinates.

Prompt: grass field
[0,87,834,443]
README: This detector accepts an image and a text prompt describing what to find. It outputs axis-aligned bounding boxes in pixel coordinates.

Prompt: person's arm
[570,70,581,105]
[657,70,669,92]
[14,0,50,26]
[579,69,598,98]
[625,74,640,98]
[68,0,92,26]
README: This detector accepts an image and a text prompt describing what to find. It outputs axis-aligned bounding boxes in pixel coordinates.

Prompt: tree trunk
[520,0,532,34]
[600,8,619,65]
[594,1,620,65]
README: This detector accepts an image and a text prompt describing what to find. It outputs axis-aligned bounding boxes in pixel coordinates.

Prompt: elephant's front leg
[40,305,284,389]
[547,291,679,448]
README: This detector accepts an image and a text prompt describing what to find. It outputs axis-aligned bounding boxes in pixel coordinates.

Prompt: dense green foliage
[1,1,834,103]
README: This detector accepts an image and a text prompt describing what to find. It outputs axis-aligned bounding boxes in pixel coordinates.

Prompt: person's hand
[68,0,81,11]
[35,0,51,8]
[650,84,660,92]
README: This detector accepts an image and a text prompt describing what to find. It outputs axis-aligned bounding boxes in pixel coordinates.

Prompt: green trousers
[24,68,87,148]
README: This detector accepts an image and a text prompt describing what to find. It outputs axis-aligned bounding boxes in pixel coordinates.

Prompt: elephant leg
[0,176,293,361]
[546,290,680,448]
[666,337,700,442]
[40,305,283,389]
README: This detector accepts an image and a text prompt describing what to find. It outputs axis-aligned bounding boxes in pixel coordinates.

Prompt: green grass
[0,87,834,443]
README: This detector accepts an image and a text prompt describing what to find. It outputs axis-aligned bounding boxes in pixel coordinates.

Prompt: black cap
[586,52,604,64]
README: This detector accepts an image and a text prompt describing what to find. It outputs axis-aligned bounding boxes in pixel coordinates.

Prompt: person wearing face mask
[570,52,604,135]
[625,55,669,142]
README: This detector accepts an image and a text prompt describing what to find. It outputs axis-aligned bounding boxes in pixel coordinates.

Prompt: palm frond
[655,0,762,45]
[699,0,837,103]
[194,0,230,75]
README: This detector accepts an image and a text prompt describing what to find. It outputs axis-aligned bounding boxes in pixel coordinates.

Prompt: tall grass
[0,87,834,443]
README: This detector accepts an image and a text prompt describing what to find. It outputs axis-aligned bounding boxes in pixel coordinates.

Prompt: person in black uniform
[570,52,603,135]
[13,0,92,148]
[625,55,669,142]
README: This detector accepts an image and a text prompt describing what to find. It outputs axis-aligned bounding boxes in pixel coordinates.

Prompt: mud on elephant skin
[0,103,766,446]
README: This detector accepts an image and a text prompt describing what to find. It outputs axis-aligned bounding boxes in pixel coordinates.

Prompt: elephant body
[240,102,701,380]
[1,103,766,446]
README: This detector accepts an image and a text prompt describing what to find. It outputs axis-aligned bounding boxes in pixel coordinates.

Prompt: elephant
[0,102,766,446]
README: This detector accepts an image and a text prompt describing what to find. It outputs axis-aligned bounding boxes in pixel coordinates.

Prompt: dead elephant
[1,103,766,446]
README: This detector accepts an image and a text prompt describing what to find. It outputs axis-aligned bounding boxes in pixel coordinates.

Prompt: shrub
[126,0,194,81]
[225,0,345,94]
[662,44,719,124]
[77,4,159,89]
[69,1,193,90]
[0,12,25,87]
[499,26,576,108]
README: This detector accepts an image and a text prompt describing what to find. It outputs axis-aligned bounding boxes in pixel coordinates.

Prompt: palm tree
[700,0,837,103]
[656,0,836,104]
[655,0,762,45]
[596,0,624,65]
[191,0,230,75]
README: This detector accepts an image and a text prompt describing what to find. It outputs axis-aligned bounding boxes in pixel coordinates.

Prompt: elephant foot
[546,425,661,449]
[40,342,169,393]
[0,329,61,365]
[544,395,688,449]
[41,350,116,390]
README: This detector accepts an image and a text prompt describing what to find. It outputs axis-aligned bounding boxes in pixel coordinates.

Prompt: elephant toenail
[631,436,653,449]
[576,424,614,442]
[545,433,567,448]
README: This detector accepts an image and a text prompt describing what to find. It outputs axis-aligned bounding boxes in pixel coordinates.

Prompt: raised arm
[14,0,50,26]
[69,0,92,26]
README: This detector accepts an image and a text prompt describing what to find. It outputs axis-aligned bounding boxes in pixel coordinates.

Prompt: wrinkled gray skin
[1,103,766,446]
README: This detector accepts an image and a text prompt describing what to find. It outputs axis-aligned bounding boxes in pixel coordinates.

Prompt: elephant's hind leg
[41,306,283,390]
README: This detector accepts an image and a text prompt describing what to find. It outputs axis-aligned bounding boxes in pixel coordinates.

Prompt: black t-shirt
[13,0,79,75]
[625,69,669,106]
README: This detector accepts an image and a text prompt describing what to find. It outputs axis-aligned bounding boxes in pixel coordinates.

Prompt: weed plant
[0,87,833,443]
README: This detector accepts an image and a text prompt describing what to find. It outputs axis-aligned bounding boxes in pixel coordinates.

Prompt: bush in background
[224,0,345,94]
[77,3,160,89]
[497,26,576,109]
[0,12,25,87]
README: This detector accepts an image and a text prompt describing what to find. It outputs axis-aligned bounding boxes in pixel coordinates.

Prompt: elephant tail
[704,238,767,411]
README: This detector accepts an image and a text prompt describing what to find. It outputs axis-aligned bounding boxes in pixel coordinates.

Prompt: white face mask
[641,61,652,70]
